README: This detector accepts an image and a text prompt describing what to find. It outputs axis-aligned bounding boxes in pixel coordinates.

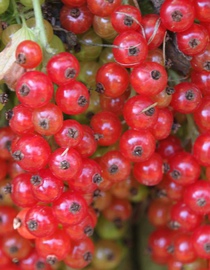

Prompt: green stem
[11,0,21,24]
[32,0,48,48]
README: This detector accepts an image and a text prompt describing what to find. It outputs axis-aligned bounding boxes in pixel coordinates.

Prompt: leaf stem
[32,0,48,48]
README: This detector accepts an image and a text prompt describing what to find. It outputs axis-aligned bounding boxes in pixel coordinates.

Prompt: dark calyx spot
[185,90,194,100]
[93,189,101,198]
[96,82,105,94]
[189,38,199,48]
[144,107,155,116]
[4,183,12,194]
[70,202,81,213]
[5,110,14,120]
[65,67,76,79]
[17,53,26,65]
[109,164,118,174]
[168,220,180,229]
[46,255,57,265]
[36,261,45,269]
[27,220,38,231]
[106,251,115,261]
[10,246,18,253]
[67,128,78,139]
[124,16,133,26]
[31,175,42,186]
[170,169,181,180]
[39,119,49,130]
[133,146,143,157]
[171,10,183,22]
[78,96,88,107]
[60,160,70,170]
[204,61,210,71]
[92,173,103,184]
[113,217,123,229]
[167,245,174,254]
[83,251,93,262]
[130,187,138,195]
[19,84,30,96]
[197,198,206,207]
[163,162,170,173]
[70,8,81,18]
[151,70,161,80]
[128,46,139,56]
[94,133,103,141]
[204,243,210,253]
[0,93,8,105]
[166,86,175,95]
[12,150,24,161]
[84,225,94,237]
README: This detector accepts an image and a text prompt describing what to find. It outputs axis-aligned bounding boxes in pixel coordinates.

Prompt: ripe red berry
[15,40,42,69]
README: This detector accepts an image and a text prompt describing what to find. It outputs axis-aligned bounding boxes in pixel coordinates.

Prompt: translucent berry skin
[11,173,38,208]
[15,71,53,109]
[60,4,93,34]
[156,135,182,160]
[87,0,121,17]
[193,133,210,166]
[194,0,210,23]
[130,62,168,96]
[54,119,84,148]
[55,80,90,115]
[102,197,132,222]
[69,158,102,193]
[19,250,52,270]
[183,180,210,214]
[160,0,195,32]
[111,5,142,33]
[11,134,51,172]
[192,225,210,259]
[32,103,63,136]
[0,127,16,160]
[176,23,209,56]
[48,147,82,180]
[15,208,36,240]
[99,150,131,183]
[64,237,95,269]
[170,82,202,114]
[113,30,148,68]
[172,233,197,263]
[53,191,88,226]
[0,205,18,234]
[47,52,80,85]
[61,0,86,7]
[119,129,156,162]
[133,153,163,186]
[35,229,71,262]
[194,98,210,132]
[30,169,63,203]
[123,95,159,130]
[90,111,122,146]
[191,69,210,96]
[150,108,173,140]
[191,43,210,72]
[170,201,202,232]
[141,14,166,50]
[25,205,57,238]
[167,152,201,186]
[15,40,43,69]
[8,104,34,135]
[95,62,130,98]
[2,231,32,260]
[75,125,98,158]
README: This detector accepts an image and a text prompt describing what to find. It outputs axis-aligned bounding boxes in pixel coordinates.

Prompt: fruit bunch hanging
[0,0,210,269]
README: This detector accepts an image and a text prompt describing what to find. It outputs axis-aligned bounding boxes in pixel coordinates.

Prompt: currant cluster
[0,0,210,269]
